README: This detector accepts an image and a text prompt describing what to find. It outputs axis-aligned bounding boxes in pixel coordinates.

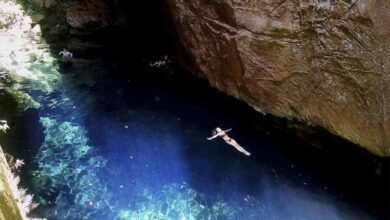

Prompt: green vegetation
[4,88,40,111]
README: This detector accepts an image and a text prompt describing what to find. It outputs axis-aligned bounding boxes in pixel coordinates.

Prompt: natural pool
[0,3,388,218]
[1,47,387,220]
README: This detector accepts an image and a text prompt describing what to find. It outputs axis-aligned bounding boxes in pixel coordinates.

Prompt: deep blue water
[3,57,388,220]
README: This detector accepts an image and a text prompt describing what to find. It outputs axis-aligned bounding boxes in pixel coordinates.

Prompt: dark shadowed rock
[24,0,131,55]
[65,0,110,30]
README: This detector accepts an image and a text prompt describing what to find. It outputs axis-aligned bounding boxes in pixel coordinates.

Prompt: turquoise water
[0,47,387,219]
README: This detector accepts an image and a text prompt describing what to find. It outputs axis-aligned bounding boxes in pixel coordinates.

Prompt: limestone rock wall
[165,0,390,156]
[18,0,133,55]
[21,0,167,58]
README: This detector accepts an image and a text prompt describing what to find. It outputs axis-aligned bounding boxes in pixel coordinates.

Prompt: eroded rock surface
[19,0,132,55]
[165,0,390,156]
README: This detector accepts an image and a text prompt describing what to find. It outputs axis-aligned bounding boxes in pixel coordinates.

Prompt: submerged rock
[166,0,390,156]
[3,88,41,111]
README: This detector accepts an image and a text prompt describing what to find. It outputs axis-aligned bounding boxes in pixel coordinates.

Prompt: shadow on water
[84,59,390,219]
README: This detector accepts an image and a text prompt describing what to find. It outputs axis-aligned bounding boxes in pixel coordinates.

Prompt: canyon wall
[165,0,390,156]
[22,0,168,59]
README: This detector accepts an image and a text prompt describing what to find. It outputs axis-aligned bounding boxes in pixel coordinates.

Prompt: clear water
[1,46,387,219]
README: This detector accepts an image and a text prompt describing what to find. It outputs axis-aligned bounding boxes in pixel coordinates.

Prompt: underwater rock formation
[165,0,390,156]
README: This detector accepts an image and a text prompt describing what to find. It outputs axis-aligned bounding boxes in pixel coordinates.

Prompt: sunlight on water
[33,117,112,219]
[116,183,235,220]
[0,2,238,219]
[33,117,237,219]
[0,0,60,95]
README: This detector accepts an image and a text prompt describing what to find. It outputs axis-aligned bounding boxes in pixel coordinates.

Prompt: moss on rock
[4,88,40,112]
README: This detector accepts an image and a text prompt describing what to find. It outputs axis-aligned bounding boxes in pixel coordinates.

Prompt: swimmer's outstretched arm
[224,128,232,132]
[207,134,219,140]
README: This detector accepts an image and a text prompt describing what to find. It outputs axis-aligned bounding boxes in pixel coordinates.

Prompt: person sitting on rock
[59,49,73,59]
[207,127,251,156]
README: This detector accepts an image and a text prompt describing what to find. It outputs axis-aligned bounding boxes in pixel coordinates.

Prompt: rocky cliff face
[21,0,169,59]
[0,150,23,220]
[20,0,132,55]
[165,0,390,156]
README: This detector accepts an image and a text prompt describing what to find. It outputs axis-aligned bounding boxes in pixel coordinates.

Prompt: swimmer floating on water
[207,127,251,156]
[150,55,170,68]
[59,49,73,59]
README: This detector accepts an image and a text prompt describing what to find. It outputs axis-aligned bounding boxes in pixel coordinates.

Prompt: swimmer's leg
[227,140,251,156]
